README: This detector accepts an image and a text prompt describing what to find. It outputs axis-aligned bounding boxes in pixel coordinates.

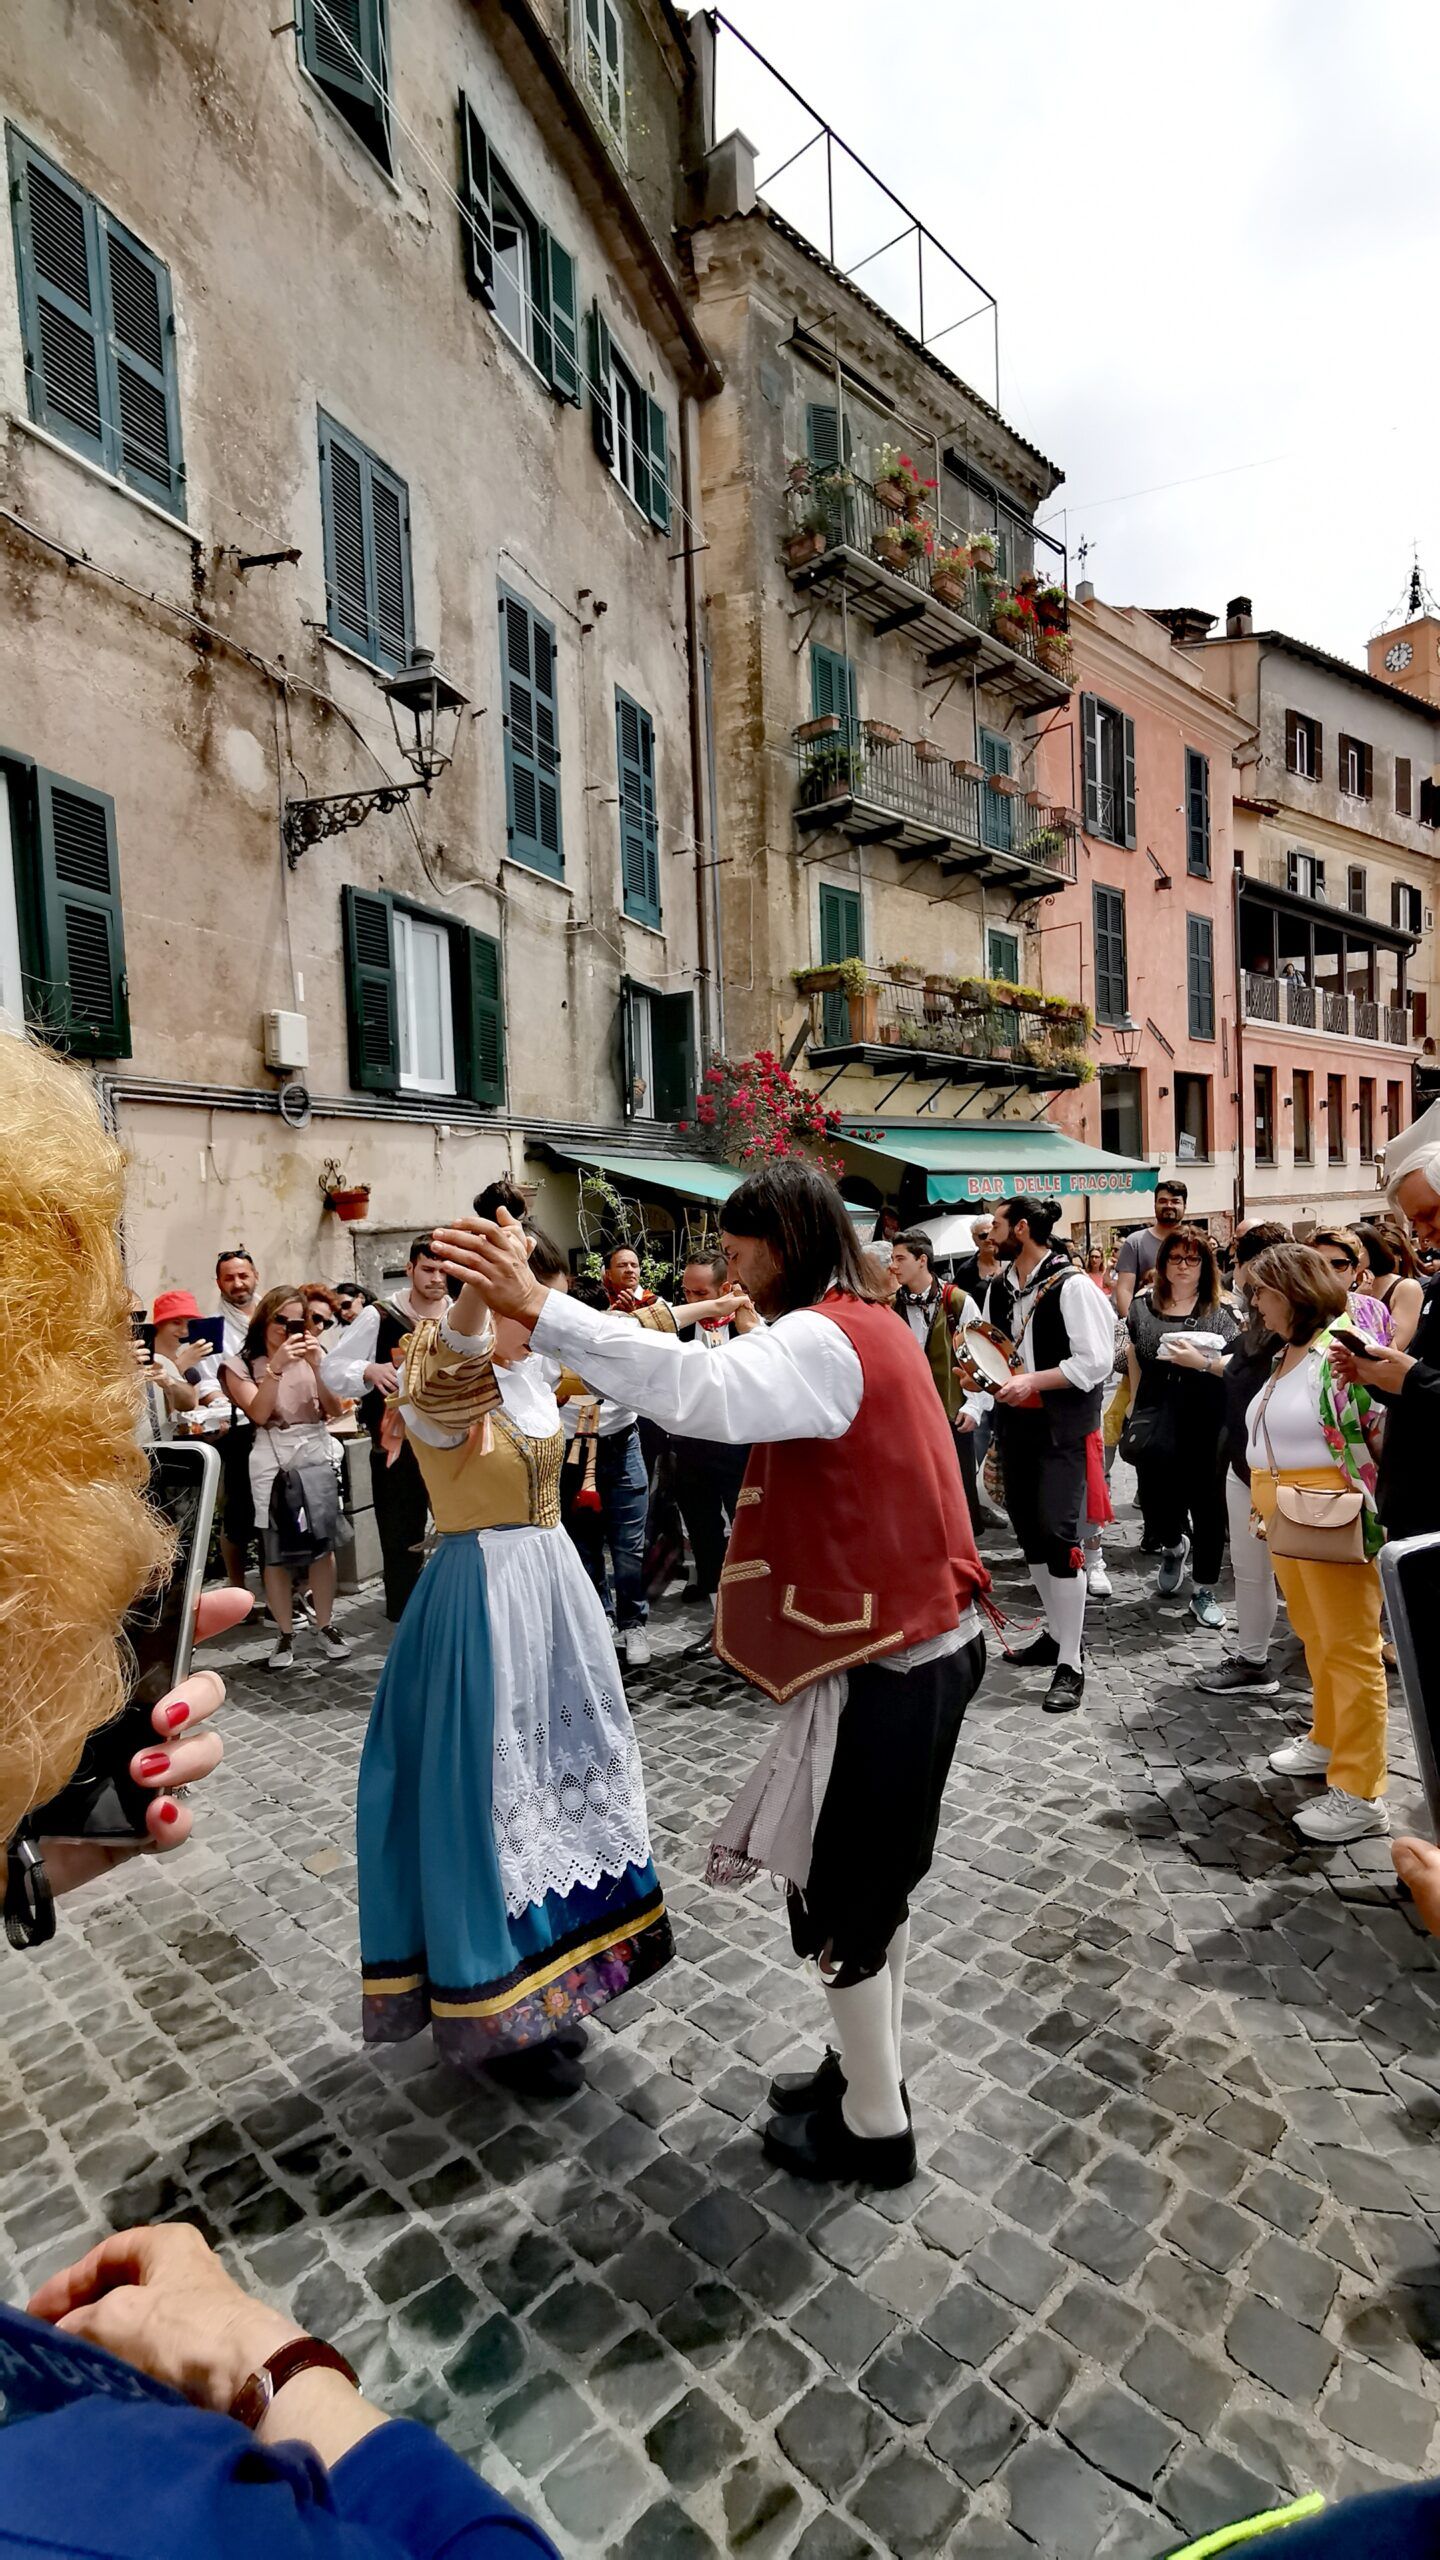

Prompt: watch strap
[229,2334,359,2431]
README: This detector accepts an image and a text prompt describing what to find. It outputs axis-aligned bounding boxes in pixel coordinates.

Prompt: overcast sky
[714,0,1440,666]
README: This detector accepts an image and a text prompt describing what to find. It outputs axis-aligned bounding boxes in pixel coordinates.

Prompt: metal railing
[804,971,1090,1068]
[1242,971,1414,1045]
[786,475,1071,681]
[795,723,1077,879]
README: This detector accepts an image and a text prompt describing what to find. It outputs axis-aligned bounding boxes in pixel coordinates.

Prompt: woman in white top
[1243,1243,1387,1846]
[220,1288,350,1672]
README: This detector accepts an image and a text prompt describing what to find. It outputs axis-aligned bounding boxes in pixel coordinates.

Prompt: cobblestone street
[5,1497,1440,2560]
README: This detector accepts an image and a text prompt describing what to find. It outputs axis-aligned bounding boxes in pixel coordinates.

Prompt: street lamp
[283,649,470,865]
[1113,1016,1142,1066]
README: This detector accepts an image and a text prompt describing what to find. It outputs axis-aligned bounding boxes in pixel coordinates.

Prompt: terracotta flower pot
[872,530,910,571]
[795,714,842,742]
[846,987,879,1043]
[874,476,907,514]
[326,1186,371,1223]
[784,528,826,569]
[951,758,986,784]
[913,738,946,765]
[931,571,968,609]
[863,719,902,748]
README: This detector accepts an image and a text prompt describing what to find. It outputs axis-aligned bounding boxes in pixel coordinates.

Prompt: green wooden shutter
[819,882,861,1043]
[320,414,369,654]
[341,884,399,1091]
[1185,748,1210,876]
[1080,692,1101,834]
[1187,913,1215,1039]
[1093,885,1127,1023]
[617,692,659,925]
[459,97,495,305]
[463,927,505,1105]
[653,992,694,1121]
[9,137,107,472]
[499,588,563,876]
[301,0,389,159]
[806,404,840,467]
[588,303,614,465]
[980,727,1013,853]
[368,454,413,672]
[100,210,184,512]
[545,235,580,402]
[28,770,129,1058]
[583,0,625,140]
[1121,714,1137,848]
[810,645,857,725]
[645,397,671,532]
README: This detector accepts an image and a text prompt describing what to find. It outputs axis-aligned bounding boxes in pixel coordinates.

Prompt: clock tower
[1368,569,1440,706]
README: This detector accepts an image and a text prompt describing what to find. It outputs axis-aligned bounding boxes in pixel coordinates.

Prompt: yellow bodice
[412,1415,565,1534]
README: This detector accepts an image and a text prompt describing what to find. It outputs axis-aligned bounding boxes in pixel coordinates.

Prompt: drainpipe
[679,394,718,1063]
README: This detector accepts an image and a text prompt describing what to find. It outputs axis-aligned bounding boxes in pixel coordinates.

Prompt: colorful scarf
[1312,1329,1385,1556]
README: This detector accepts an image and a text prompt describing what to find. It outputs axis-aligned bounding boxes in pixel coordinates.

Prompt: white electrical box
[263,1009,309,1073]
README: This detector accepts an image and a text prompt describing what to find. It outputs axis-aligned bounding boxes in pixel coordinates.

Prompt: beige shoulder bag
[1254,1365,1367,1564]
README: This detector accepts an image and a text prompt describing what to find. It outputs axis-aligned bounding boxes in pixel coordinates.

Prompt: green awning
[536,1146,747,1206]
[836,1119,1156,1205]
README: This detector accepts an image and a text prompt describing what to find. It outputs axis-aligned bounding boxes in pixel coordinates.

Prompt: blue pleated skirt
[356,1526,671,2068]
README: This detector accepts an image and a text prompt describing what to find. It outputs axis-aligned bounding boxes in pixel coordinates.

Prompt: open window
[0,750,130,1058]
[342,886,504,1104]
[621,976,693,1121]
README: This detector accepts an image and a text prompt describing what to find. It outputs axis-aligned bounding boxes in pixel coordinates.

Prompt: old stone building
[0,0,718,1291]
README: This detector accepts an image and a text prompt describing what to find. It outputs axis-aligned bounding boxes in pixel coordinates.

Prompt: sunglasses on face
[1319,1255,1355,1274]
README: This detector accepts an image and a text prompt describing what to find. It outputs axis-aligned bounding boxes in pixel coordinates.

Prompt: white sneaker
[317,1623,351,1663]
[1268,1735,1330,1778]
[1292,1789,1390,1844]
[623,1626,652,1667]
[1085,1557,1112,1598]
[267,1635,295,1672]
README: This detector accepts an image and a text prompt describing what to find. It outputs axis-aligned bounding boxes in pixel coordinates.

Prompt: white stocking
[886,1919,910,2084]
[1048,1566,1087,1670]
[824,1968,908,2140]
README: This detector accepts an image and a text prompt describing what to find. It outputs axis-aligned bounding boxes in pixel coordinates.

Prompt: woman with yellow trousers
[1242,1243,1388,1847]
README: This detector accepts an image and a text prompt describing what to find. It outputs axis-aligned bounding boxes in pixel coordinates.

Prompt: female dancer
[356,1194,671,2097]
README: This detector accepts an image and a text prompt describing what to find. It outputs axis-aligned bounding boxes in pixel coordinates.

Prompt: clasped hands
[433,1208,546,1329]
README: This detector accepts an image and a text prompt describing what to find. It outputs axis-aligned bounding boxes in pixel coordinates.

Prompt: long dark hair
[473,1178,566,1287]
[1357,1219,1418,1280]
[719,1161,872,1315]
[1152,1225,1222,1316]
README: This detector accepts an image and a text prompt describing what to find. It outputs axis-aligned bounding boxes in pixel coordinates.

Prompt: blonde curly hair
[0,1038,170,1838]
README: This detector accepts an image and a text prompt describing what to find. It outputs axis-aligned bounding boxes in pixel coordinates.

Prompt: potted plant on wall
[798,734,860,808]
[930,541,972,609]
[320,1160,371,1223]
[863,717,902,748]
[871,443,932,515]
[991,586,1038,652]
[968,527,999,576]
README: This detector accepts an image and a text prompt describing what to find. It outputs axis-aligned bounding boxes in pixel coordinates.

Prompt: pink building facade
[1031,594,1249,1238]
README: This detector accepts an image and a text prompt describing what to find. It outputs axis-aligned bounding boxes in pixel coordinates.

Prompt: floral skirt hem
[362,1876,672,2067]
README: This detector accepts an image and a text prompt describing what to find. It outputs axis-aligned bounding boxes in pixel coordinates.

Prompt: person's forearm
[317,1379,344,1419]
[164,1376,199,1413]
[257,2366,390,2467]
[246,1379,280,1423]
[1115,1274,1135,1316]
[532,1292,855,1441]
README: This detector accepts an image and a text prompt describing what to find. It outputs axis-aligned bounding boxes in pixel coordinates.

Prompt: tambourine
[952,1319,1025,1395]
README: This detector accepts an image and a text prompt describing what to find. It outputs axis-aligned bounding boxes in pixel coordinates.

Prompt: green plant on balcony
[1051,1046,1096,1082]
[1025,826,1069,869]
[930,542,972,607]
[991,586,1039,650]
[798,737,861,807]
[1034,584,1068,632]
[872,442,934,515]
[1039,993,1094,1035]
[968,527,999,572]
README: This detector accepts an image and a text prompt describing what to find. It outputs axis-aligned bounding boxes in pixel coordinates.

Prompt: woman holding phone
[220,1290,350,1671]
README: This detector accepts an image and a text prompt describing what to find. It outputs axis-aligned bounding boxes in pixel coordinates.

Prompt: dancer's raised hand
[433,1208,541,1333]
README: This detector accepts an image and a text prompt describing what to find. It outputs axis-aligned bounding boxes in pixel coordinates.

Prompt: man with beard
[435,1162,989,2191]
[1113,1180,1189,1318]
[205,1247,261,1589]
[979,1195,1115,1714]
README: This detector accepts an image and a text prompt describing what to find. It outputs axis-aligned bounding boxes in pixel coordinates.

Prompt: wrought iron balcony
[782,474,1072,712]
[797,965,1093,1090]
[1241,970,1415,1046]
[793,720,1078,898]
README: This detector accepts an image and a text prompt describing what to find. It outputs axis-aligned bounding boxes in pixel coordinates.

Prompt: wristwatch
[229,2335,359,2431]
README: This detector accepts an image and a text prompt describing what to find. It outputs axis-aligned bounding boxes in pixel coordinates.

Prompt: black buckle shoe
[762,2093,917,2190]
[768,2047,911,2120]
[1009,1631,1059,1668]
[1043,1663,1085,1715]
[486,2040,585,2097]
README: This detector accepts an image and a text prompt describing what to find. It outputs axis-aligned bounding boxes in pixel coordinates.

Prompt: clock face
[1385,640,1414,673]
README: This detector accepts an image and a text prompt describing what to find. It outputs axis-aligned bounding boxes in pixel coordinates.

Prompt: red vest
[714,1293,990,1702]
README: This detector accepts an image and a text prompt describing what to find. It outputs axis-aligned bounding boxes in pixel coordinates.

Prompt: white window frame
[489,163,536,364]
[394,908,456,1096]
[580,0,626,151]
[1291,718,1315,779]
[629,985,656,1120]
[0,785,24,1037]
[1289,848,1324,900]
[1341,738,1362,796]
[609,342,646,512]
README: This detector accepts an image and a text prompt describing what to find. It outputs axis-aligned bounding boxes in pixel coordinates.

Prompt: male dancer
[980,1195,1113,1713]
[436,1162,989,2190]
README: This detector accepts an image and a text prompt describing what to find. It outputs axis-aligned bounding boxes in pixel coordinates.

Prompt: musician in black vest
[979,1195,1114,1713]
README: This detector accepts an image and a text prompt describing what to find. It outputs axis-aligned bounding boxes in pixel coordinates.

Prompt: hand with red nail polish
[135,1750,170,1779]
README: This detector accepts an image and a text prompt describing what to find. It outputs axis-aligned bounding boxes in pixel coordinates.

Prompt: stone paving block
[645,2386,744,2490]
[926,2372,1028,2485]
[1053,2196,1151,2286]
[792,2271,898,2375]
[612,2498,718,2560]
[609,2230,704,2315]
[861,2328,960,2427]
[990,2330,1078,2425]
[791,2520,874,2560]
[1164,2192,1259,2274]
[1325,2359,1438,2468]
[728,2227,819,2316]
[848,2445,968,2557]
[1001,2433,1125,2559]
[540,2427,649,2542]
[810,2198,894,2275]
[1122,2323,1233,2435]
[1226,2296,1338,2404]
[588,2328,690,2428]
[922,2278,1017,2366]
[671,2188,769,2270]
[1249,2231,1340,2331]
[1057,2377,1180,2494]
[1159,2445,1284,2541]
[488,2371,595,2478]
[1048,2281,1147,2364]
[776,2380,895,2498]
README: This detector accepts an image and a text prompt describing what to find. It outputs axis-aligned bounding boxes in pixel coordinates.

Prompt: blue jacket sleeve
[329,2422,560,2559]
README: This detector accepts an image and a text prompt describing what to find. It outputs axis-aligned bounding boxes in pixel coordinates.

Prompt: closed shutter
[810,646,857,725]
[645,397,671,532]
[1185,749,1210,875]
[301,0,390,161]
[461,928,505,1106]
[320,414,412,671]
[545,236,580,402]
[1080,693,1101,833]
[1312,720,1323,783]
[980,727,1013,853]
[459,98,495,305]
[1285,709,1300,773]
[1093,885,1127,1022]
[1397,755,1413,817]
[101,213,184,510]
[29,771,130,1058]
[9,139,107,470]
[499,588,563,875]
[819,882,862,964]
[653,992,694,1122]
[341,885,399,1091]
[1391,881,1403,929]
[616,692,660,925]
[1186,914,1215,1039]
[1121,714,1137,848]
[583,0,625,141]
[588,303,615,465]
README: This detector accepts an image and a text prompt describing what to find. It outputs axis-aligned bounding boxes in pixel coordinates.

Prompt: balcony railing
[1242,971,1414,1046]
[783,474,1073,701]
[794,721,1078,889]
[800,968,1092,1083]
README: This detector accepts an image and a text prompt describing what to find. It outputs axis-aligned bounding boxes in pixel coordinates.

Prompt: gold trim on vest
[719,1557,771,1583]
[781,1587,874,1636]
[735,1485,762,1508]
